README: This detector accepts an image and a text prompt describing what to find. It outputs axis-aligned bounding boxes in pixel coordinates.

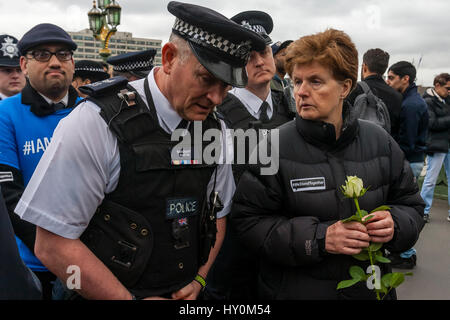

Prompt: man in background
[107,49,156,81]
[0,23,81,299]
[208,10,293,301]
[420,73,450,223]
[270,40,295,113]
[347,48,403,140]
[386,60,428,269]
[71,60,110,98]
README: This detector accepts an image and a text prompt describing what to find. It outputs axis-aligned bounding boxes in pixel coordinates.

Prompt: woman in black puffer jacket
[230,29,425,300]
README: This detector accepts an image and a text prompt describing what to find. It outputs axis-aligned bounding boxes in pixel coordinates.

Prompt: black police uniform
[206,10,294,301]
[79,76,221,297]
[218,11,294,182]
[0,188,42,299]
[59,1,266,299]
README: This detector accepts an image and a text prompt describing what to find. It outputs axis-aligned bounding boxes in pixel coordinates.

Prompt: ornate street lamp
[87,0,121,61]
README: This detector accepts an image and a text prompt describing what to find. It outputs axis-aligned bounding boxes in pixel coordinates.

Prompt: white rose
[342,176,365,198]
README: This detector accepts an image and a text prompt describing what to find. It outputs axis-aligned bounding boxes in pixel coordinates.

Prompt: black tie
[259,101,270,123]
[52,102,66,111]
[176,119,190,130]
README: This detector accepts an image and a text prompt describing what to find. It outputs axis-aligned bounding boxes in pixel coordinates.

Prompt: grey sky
[0,0,448,86]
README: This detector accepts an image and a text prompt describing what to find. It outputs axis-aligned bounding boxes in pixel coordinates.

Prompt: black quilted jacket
[231,109,425,300]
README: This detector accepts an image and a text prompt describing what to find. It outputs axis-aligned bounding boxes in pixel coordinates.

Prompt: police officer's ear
[161,42,178,75]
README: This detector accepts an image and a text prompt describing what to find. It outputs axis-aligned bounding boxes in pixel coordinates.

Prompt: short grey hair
[169,33,192,64]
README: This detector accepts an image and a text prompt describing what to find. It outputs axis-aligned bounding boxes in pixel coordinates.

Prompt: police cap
[0,35,20,67]
[231,11,273,45]
[107,49,156,76]
[74,60,110,82]
[168,1,266,88]
[271,40,293,56]
[17,23,77,55]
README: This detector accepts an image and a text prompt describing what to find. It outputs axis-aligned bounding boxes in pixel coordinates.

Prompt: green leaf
[349,265,366,281]
[352,251,370,261]
[370,205,391,214]
[381,273,393,288]
[405,272,413,276]
[375,255,391,263]
[389,272,405,288]
[368,242,383,252]
[337,278,360,290]
[341,214,362,223]
[378,281,389,294]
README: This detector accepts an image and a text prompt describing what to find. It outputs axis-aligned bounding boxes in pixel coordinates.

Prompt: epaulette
[79,76,128,98]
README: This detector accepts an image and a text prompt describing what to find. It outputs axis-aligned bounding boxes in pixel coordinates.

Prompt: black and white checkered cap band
[112,59,154,72]
[240,20,268,37]
[75,67,105,73]
[173,18,252,61]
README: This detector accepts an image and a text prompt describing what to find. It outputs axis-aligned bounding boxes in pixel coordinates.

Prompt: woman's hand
[325,220,371,255]
[364,210,395,243]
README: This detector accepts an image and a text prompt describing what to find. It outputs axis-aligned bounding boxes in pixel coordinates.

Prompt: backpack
[353,81,391,133]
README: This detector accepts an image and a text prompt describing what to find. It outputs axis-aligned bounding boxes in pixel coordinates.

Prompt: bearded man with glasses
[0,23,81,299]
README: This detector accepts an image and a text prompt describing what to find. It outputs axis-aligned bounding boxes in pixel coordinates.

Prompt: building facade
[68,29,162,65]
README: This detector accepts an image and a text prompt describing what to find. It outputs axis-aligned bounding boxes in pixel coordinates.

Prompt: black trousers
[34,271,56,300]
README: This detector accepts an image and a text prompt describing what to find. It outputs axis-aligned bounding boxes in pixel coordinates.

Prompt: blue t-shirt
[0,93,80,271]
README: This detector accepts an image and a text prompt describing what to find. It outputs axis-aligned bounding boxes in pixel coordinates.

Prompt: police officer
[72,60,110,98]
[107,49,156,81]
[16,1,265,300]
[0,35,26,100]
[218,11,294,180]
[0,23,80,300]
[271,40,295,113]
[206,10,296,301]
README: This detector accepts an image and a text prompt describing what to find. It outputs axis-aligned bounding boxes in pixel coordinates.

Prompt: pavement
[394,198,450,300]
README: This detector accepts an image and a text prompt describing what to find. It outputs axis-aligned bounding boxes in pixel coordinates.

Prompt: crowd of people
[0,0,448,300]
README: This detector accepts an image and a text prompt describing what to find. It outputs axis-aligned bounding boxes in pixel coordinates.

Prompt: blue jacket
[398,84,429,162]
[0,83,81,272]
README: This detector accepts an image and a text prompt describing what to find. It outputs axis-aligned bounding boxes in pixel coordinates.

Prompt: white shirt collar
[38,92,69,106]
[130,68,184,134]
[0,92,9,100]
[229,87,273,118]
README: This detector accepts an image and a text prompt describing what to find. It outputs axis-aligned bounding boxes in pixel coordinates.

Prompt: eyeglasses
[26,49,73,62]
[0,67,22,75]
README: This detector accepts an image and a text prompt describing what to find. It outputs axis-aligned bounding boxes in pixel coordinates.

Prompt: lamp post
[87,0,122,61]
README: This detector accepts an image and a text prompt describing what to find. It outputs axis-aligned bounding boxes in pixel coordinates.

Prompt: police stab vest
[79,77,221,298]
[217,90,293,130]
[217,91,293,182]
